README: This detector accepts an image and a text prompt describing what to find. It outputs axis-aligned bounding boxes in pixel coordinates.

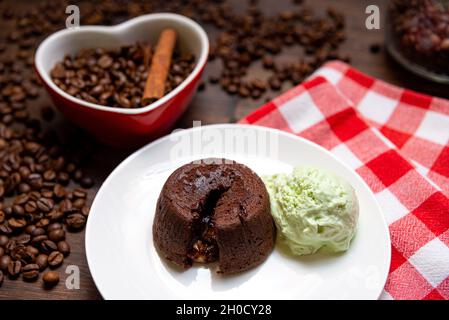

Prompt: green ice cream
[264,167,358,256]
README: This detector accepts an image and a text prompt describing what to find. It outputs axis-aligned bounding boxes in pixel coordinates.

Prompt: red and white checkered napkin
[239,61,449,300]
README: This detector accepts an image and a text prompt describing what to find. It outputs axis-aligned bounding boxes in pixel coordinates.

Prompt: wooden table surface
[1,0,448,300]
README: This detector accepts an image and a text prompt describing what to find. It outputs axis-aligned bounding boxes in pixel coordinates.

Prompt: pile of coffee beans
[51,45,196,109]
[1,0,97,288]
[389,0,449,75]
[0,134,92,286]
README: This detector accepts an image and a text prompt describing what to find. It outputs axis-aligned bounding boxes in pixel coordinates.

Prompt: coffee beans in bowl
[36,13,209,147]
[50,39,196,109]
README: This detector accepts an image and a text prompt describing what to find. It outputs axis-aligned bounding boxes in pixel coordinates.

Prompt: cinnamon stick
[142,43,152,70]
[142,28,177,105]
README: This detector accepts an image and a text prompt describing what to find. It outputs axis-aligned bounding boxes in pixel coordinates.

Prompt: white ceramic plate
[86,124,391,300]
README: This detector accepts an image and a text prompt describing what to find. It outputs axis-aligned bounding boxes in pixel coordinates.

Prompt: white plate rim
[85,123,391,300]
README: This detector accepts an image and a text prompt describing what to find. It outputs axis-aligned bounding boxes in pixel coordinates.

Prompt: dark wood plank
[0,0,447,300]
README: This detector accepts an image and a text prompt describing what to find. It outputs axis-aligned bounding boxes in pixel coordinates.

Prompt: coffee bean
[209,75,219,84]
[37,198,54,212]
[0,247,4,258]
[47,223,62,232]
[31,234,48,245]
[28,173,43,189]
[81,206,90,217]
[56,172,70,186]
[36,254,48,271]
[57,241,70,257]
[18,166,31,179]
[0,235,8,247]
[65,163,76,174]
[98,55,113,69]
[41,190,53,199]
[59,199,72,213]
[226,83,238,94]
[5,239,16,253]
[26,245,39,258]
[40,240,57,253]
[251,89,262,99]
[65,213,86,230]
[73,188,87,199]
[0,255,11,271]
[11,244,26,260]
[251,79,267,91]
[262,56,274,69]
[269,77,281,90]
[22,263,39,281]
[36,218,50,228]
[8,260,21,278]
[3,207,13,216]
[48,229,65,242]
[8,217,26,229]
[47,251,63,268]
[73,169,83,182]
[16,234,31,245]
[24,200,37,213]
[29,192,41,202]
[31,227,45,238]
[46,210,64,222]
[0,224,13,235]
[53,184,66,198]
[13,194,29,205]
[370,43,381,54]
[0,270,3,287]
[73,198,85,209]
[43,271,59,287]
[25,225,36,234]
[43,170,56,181]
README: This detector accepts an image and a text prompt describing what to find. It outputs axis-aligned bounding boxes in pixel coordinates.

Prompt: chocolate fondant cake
[153,158,275,274]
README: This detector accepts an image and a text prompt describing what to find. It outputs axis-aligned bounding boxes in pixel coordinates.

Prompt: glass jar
[386,0,449,83]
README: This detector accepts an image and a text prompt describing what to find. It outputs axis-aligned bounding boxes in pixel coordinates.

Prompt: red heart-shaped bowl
[35,13,209,148]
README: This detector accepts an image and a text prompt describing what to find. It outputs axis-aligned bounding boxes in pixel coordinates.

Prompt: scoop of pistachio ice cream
[264,167,359,256]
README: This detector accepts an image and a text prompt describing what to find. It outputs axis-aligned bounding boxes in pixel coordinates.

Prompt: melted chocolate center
[188,188,227,263]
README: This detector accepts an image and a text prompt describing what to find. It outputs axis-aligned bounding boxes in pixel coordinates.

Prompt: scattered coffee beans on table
[51,45,195,109]
[0,2,95,286]
[203,4,348,98]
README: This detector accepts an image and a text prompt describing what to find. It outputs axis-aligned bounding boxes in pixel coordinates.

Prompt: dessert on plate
[264,166,359,256]
[153,158,276,274]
